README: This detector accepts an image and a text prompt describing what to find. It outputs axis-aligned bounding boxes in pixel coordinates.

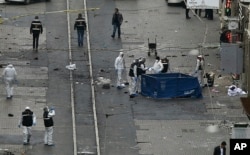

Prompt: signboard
[187,0,219,9]
[240,0,250,2]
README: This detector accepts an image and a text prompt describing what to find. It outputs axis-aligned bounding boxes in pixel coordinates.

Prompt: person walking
[2,64,17,99]
[129,59,139,98]
[74,13,86,47]
[195,55,205,87]
[18,107,36,145]
[150,56,163,74]
[111,8,123,38]
[213,141,227,155]
[114,52,125,89]
[43,106,55,146]
[30,16,43,51]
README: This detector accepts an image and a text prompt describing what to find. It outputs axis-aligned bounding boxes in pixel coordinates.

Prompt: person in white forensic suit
[195,55,205,87]
[43,106,55,146]
[150,56,163,73]
[2,64,17,99]
[114,52,125,89]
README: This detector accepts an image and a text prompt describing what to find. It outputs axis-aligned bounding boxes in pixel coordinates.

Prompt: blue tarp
[141,73,202,99]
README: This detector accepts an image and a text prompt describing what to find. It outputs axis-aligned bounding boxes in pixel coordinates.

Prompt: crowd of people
[114,53,170,98]
[114,52,208,98]
[2,63,56,146]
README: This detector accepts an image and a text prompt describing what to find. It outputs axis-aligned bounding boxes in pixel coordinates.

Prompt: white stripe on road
[84,0,101,154]
[66,0,77,155]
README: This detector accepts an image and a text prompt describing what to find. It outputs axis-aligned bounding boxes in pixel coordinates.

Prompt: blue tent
[141,73,202,99]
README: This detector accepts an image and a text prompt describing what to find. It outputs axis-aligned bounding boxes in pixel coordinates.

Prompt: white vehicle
[5,0,50,4]
[167,0,184,5]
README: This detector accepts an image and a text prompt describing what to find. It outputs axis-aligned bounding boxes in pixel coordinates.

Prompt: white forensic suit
[2,64,17,99]
[114,52,125,88]
[195,55,205,87]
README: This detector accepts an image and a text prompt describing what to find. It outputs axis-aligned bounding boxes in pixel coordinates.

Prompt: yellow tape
[8,8,99,21]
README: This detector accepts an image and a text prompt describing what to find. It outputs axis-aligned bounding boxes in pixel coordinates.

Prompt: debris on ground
[66,64,76,70]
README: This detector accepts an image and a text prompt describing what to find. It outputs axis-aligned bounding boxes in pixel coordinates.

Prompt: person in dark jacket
[43,106,55,146]
[18,107,36,145]
[30,16,43,51]
[161,57,169,73]
[213,141,227,155]
[129,59,139,98]
[74,13,87,47]
[137,58,147,93]
[111,8,123,38]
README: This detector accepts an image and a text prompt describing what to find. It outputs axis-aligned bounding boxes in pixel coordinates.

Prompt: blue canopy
[141,73,202,99]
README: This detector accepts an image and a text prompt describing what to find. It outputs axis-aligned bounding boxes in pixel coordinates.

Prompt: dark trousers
[112,24,121,37]
[77,30,84,46]
[195,9,201,16]
[186,9,190,18]
[208,9,213,20]
[204,9,213,20]
[33,33,40,49]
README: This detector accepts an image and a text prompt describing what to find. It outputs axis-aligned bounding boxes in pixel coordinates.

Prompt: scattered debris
[188,49,199,55]
[216,101,226,107]
[100,69,105,72]
[66,64,76,70]
[105,113,114,118]
[8,113,14,117]
[205,125,219,133]
[96,77,111,89]
[102,83,110,89]
[124,82,129,85]
[211,88,219,93]
[227,85,247,96]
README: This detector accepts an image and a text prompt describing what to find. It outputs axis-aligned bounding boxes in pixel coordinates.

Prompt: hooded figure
[43,106,55,146]
[114,52,125,88]
[2,64,17,99]
[18,107,36,145]
[151,56,163,73]
[195,55,205,87]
